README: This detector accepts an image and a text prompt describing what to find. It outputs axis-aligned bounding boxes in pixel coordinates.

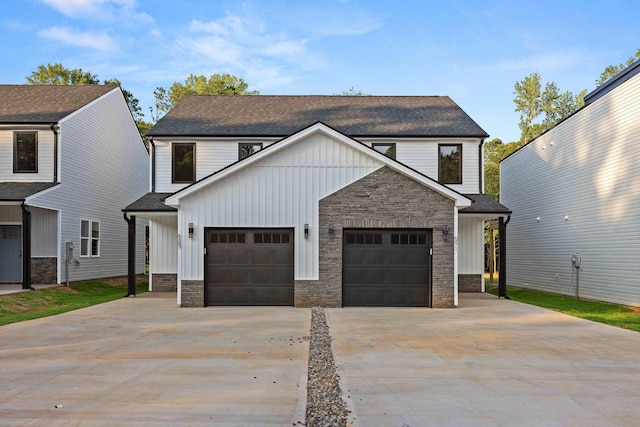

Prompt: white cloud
[40,0,153,24]
[38,26,118,51]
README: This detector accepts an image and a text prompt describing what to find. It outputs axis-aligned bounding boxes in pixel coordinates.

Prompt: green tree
[153,73,259,118]
[333,87,370,96]
[26,63,99,85]
[27,64,151,146]
[595,48,640,86]
[483,138,520,202]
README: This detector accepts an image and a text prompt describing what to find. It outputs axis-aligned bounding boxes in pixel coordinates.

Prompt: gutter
[478,137,485,194]
[149,137,156,193]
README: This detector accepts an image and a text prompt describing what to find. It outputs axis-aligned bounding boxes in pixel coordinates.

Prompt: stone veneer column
[181,280,204,307]
[31,257,57,284]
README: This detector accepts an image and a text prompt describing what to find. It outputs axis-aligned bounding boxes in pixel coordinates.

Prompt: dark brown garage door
[205,229,294,306]
[343,229,431,307]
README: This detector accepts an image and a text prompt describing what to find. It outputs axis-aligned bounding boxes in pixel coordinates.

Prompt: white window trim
[80,219,100,258]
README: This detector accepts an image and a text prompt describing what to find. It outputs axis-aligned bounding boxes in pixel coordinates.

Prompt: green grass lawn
[486,284,640,332]
[0,276,148,326]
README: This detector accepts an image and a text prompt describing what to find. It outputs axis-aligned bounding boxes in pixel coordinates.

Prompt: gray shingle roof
[124,193,177,212]
[0,182,59,201]
[460,194,511,214]
[148,95,488,138]
[0,85,115,123]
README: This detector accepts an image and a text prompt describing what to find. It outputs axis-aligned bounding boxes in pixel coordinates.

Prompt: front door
[0,225,22,282]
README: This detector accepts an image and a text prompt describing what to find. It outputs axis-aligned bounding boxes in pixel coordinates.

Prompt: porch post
[123,213,136,297]
[21,203,33,290]
[498,215,510,299]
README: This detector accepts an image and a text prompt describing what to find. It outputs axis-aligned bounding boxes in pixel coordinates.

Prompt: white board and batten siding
[30,88,150,283]
[149,216,178,276]
[457,216,485,275]
[0,128,55,182]
[361,138,482,194]
[178,132,383,281]
[501,71,640,307]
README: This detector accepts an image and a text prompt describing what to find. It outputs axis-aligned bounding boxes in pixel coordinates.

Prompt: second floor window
[239,143,263,160]
[438,144,462,184]
[172,143,195,183]
[372,143,396,159]
[14,132,38,173]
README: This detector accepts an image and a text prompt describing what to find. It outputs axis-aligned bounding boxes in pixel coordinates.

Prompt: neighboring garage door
[205,229,294,306]
[343,229,431,307]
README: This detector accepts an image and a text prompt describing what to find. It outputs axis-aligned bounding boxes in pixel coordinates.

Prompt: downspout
[478,137,485,194]
[498,213,511,299]
[123,212,137,297]
[149,137,156,193]
[21,202,34,290]
[50,123,60,183]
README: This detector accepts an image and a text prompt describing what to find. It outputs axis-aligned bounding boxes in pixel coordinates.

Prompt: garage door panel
[206,229,294,306]
[343,229,431,307]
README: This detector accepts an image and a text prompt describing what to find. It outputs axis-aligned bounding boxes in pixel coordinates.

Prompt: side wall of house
[501,72,640,306]
[31,89,150,283]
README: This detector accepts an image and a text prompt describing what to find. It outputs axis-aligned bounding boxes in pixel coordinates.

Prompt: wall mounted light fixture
[304,224,309,239]
[328,227,335,238]
[188,222,194,238]
[442,225,449,241]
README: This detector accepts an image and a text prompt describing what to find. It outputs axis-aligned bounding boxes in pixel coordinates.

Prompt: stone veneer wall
[458,274,482,292]
[181,280,204,307]
[152,273,178,292]
[31,257,57,284]
[295,166,456,308]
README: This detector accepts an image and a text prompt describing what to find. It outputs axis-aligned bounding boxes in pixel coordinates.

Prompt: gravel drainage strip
[305,307,350,427]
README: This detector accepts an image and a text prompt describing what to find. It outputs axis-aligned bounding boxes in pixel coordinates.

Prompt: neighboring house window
[14,132,38,173]
[80,220,100,257]
[172,143,195,183]
[372,143,396,159]
[239,143,263,160]
[438,144,462,184]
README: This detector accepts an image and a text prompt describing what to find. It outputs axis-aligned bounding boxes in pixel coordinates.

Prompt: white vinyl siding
[178,132,383,281]
[29,88,149,282]
[458,216,484,275]
[361,138,481,194]
[149,216,178,275]
[0,129,55,182]
[501,71,640,307]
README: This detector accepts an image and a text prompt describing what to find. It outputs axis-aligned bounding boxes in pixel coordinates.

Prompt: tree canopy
[333,87,370,96]
[26,63,151,144]
[595,48,640,87]
[152,73,259,120]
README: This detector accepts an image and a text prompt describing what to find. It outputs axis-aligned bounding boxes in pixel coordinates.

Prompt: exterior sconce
[328,228,335,238]
[536,216,541,222]
[564,215,569,221]
[442,225,449,241]
[188,222,194,238]
[304,224,309,239]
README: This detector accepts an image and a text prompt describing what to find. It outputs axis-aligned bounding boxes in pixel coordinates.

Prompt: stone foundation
[31,257,57,284]
[458,274,483,292]
[181,280,204,307]
[152,273,177,292]
[295,280,341,308]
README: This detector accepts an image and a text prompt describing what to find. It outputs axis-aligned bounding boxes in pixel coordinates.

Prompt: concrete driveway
[0,294,310,426]
[2,293,640,426]
[328,294,640,427]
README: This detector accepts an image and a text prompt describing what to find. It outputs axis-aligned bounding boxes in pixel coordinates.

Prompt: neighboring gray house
[125,95,510,308]
[501,60,640,307]
[0,85,148,289]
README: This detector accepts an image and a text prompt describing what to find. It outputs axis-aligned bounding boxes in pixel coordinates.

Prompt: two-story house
[0,85,148,290]
[124,95,510,308]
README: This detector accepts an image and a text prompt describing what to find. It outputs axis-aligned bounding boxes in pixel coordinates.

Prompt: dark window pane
[264,233,272,243]
[439,145,461,184]
[374,233,382,244]
[211,233,219,243]
[239,143,263,160]
[238,233,246,243]
[372,143,396,159]
[418,234,426,245]
[91,239,99,256]
[400,234,408,245]
[346,234,355,244]
[273,233,281,243]
[409,234,417,245]
[173,144,195,183]
[229,233,237,243]
[281,233,289,244]
[14,133,37,172]
[220,233,228,244]
[255,233,263,244]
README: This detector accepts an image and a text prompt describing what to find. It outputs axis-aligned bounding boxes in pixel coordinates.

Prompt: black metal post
[21,203,33,290]
[123,213,136,297]
[498,215,510,299]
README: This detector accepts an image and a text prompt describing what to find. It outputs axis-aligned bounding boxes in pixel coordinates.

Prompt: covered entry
[0,225,22,282]
[205,228,294,306]
[343,229,432,307]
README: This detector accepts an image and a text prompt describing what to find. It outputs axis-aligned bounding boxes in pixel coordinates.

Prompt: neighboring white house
[0,85,149,289]
[125,95,510,308]
[501,60,640,307]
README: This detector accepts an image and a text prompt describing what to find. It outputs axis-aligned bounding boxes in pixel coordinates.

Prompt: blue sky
[1,0,639,143]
